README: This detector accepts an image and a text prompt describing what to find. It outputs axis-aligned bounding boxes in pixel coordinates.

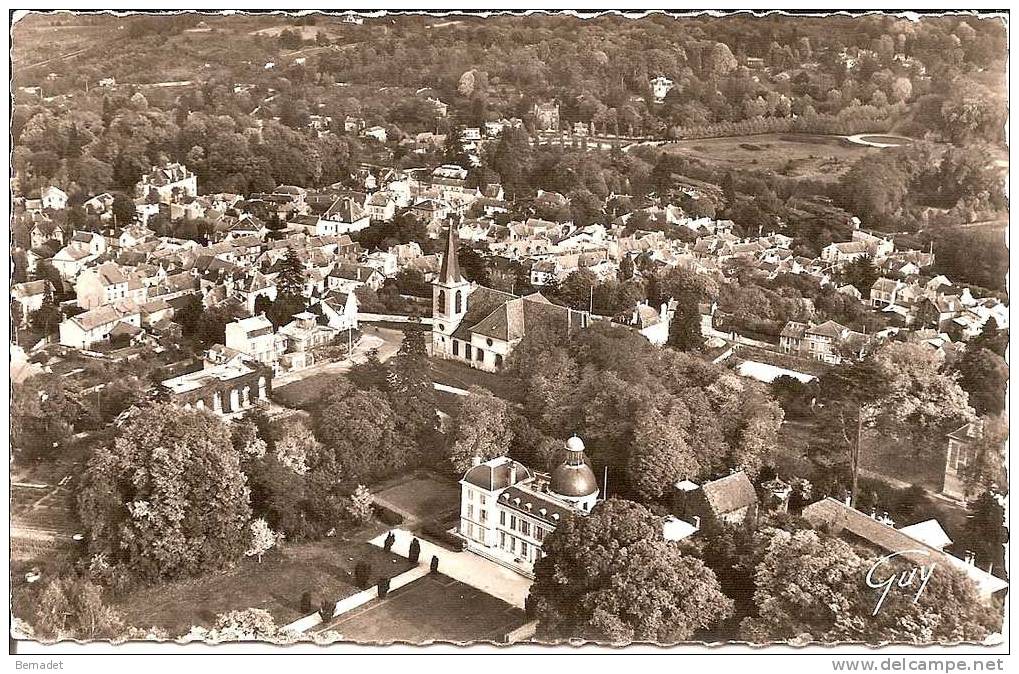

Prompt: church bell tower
[432,221,471,356]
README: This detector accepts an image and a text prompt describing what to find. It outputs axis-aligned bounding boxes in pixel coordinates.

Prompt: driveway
[369,529,532,609]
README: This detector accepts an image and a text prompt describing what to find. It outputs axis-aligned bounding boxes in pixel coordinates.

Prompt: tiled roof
[462,457,531,491]
[701,472,757,516]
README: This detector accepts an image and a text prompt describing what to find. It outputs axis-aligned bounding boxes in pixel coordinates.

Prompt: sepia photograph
[7,6,1010,663]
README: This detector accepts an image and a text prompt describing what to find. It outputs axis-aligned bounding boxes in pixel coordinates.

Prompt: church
[431,225,590,372]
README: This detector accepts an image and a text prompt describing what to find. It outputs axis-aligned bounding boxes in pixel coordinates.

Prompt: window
[467,504,474,519]
[509,537,516,553]
[500,511,506,526]
[455,290,463,314]
[453,340,459,357]
[480,509,487,523]
[466,347,472,361]
[486,338,493,346]
[520,521,530,537]
[495,354,503,368]
[480,495,486,506]
[510,516,517,530]
[535,527,545,542]
[500,532,506,548]
[520,541,529,558]
[477,347,484,361]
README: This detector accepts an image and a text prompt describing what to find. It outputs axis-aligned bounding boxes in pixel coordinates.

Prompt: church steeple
[438,220,465,285]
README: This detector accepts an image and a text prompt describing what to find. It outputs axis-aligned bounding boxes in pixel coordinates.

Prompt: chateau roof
[701,472,757,516]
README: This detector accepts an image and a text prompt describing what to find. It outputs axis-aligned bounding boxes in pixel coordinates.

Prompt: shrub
[377,577,391,598]
[319,598,336,620]
[383,531,396,551]
[430,555,439,573]
[300,591,313,613]
[408,538,421,563]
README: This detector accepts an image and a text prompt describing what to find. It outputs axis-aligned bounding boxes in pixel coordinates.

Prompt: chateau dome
[549,436,599,498]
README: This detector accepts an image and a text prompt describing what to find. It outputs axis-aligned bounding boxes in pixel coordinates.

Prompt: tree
[443,123,470,168]
[957,490,1007,575]
[841,255,879,294]
[528,499,733,643]
[346,485,374,524]
[627,404,698,500]
[457,244,489,285]
[78,404,252,581]
[31,575,125,641]
[953,347,1007,416]
[447,387,515,474]
[315,389,409,482]
[245,517,281,562]
[740,528,994,643]
[656,267,716,351]
[110,191,136,226]
[389,323,439,451]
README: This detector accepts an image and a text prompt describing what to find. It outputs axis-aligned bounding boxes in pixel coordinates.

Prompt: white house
[224,314,287,368]
[459,436,600,577]
[58,301,141,350]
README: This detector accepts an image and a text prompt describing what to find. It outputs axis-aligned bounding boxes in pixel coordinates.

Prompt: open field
[660,133,882,183]
[323,572,527,644]
[114,539,414,637]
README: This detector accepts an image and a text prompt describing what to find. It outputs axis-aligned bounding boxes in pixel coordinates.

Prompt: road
[271,327,404,388]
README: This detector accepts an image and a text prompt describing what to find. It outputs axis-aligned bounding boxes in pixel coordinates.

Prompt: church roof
[438,224,465,285]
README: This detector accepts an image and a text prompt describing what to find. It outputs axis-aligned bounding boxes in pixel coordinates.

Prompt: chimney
[509,463,518,484]
[471,456,482,468]
[692,515,701,530]
[964,550,976,566]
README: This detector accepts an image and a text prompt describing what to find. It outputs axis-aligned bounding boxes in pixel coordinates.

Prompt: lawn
[373,473,460,523]
[660,133,879,183]
[860,435,944,491]
[272,372,343,409]
[429,357,523,404]
[114,539,414,637]
[321,573,528,644]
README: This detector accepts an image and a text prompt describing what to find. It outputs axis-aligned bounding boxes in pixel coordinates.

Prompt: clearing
[660,133,880,183]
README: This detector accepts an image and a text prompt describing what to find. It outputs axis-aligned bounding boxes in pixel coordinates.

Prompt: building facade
[458,436,600,577]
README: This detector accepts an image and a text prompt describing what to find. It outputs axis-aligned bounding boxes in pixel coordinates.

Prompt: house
[366,191,398,222]
[820,241,870,265]
[224,314,287,367]
[51,244,97,280]
[30,221,65,249]
[532,101,560,131]
[361,126,388,142]
[836,284,862,301]
[942,420,987,500]
[58,300,141,350]
[650,75,674,102]
[327,263,385,293]
[236,270,277,314]
[802,498,1007,603]
[459,436,600,578]
[159,347,272,416]
[135,162,198,203]
[623,300,674,346]
[82,192,113,218]
[410,198,451,224]
[779,319,865,364]
[12,280,54,325]
[674,472,758,531]
[870,277,905,308]
[277,312,338,370]
[431,226,590,372]
[25,186,69,212]
[319,291,359,332]
[75,262,147,309]
[317,198,370,236]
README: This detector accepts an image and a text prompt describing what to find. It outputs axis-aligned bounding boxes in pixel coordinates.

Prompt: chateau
[430,225,590,372]
[458,436,601,577]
